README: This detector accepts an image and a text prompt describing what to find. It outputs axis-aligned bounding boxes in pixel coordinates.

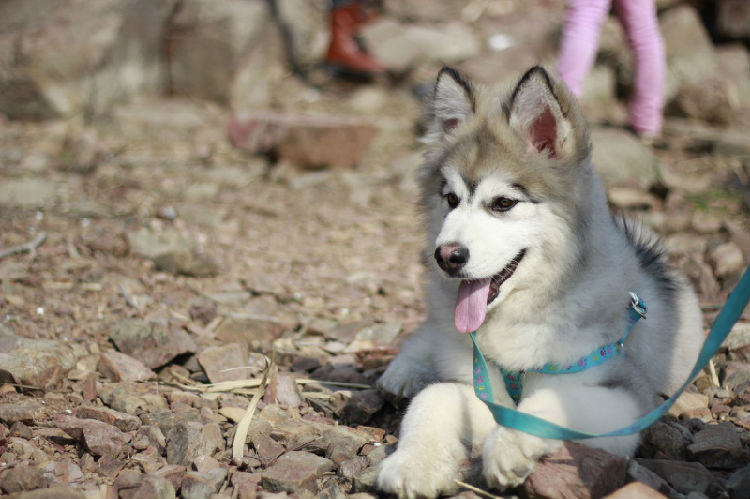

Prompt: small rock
[197,343,252,383]
[125,475,176,499]
[4,486,86,499]
[352,466,378,493]
[264,372,302,408]
[0,179,57,209]
[591,128,657,189]
[523,442,627,499]
[153,249,220,277]
[166,421,224,466]
[640,422,689,459]
[110,320,197,369]
[251,433,285,464]
[189,298,218,325]
[709,243,745,280]
[361,21,480,71]
[54,415,131,457]
[687,422,749,469]
[608,188,655,209]
[98,382,169,414]
[134,425,167,454]
[727,463,750,499]
[0,400,43,425]
[321,426,370,465]
[0,329,78,390]
[181,469,227,499]
[341,390,383,425]
[603,481,667,499]
[723,362,750,392]
[232,471,261,499]
[338,456,369,479]
[75,405,142,432]
[637,459,719,496]
[0,463,49,493]
[261,451,335,495]
[668,390,709,419]
[98,351,156,382]
[152,465,187,491]
[626,460,674,497]
[725,323,750,351]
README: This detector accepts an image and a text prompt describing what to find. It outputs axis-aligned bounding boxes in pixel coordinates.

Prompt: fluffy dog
[376,66,703,498]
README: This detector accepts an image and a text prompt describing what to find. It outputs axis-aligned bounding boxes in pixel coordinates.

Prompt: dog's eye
[443,192,459,209]
[489,197,518,212]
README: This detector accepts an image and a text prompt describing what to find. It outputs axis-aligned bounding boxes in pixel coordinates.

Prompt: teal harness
[477,292,646,405]
[470,267,750,440]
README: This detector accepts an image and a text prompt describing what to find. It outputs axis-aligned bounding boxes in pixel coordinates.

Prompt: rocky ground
[2,0,750,498]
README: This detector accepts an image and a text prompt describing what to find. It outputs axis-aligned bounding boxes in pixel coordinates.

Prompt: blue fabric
[471,266,750,440]
[495,293,646,403]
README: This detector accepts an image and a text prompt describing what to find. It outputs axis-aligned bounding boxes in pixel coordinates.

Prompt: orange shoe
[325,3,385,74]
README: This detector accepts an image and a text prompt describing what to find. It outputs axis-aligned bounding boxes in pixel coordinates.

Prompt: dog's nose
[435,243,470,274]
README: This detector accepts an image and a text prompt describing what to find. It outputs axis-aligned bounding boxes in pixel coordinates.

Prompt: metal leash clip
[629,292,647,319]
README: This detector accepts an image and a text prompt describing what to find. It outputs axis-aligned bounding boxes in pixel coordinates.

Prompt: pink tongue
[454,278,491,333]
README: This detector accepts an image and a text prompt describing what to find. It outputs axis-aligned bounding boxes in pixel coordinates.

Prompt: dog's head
[419,66,592,332]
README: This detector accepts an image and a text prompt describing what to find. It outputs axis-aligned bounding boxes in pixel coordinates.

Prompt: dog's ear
[427,67,475,141]
[507,66,584,161]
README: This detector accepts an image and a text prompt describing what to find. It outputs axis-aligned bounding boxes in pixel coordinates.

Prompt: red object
[325,3,385,74]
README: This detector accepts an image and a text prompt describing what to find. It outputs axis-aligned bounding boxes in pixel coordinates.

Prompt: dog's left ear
[507,66,584,161]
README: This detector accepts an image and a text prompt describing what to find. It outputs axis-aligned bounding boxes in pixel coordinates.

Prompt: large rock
[0,179,57,209]
[197,343,252,383]
[660,6,716,100]
[0,326,79,390]
[590,128,657,189]
[54,414,131,457]
[168,0,268,104]
[98,351,156,383]
[523,442,627,499]
[262,451,335,495]
[127,229,220,277]
[637,459,720,496]
[687,422,750,469]
[361,21,479,71]
[110,319,197,369]
[0,0,173,120]
[228,113,378,170]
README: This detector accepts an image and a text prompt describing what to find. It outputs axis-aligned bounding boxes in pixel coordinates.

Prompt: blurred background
[1,0,750,498]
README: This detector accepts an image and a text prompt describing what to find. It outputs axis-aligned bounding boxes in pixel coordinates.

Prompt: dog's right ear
[427,67,475,142]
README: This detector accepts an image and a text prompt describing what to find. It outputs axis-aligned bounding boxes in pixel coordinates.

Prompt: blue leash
[470,265,750,440]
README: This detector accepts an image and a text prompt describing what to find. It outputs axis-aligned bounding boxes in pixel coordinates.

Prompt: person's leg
[614,0,665,137]
[556,0,612,97]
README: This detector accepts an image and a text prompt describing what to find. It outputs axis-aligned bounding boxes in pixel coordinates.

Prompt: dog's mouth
[454,249,526,333]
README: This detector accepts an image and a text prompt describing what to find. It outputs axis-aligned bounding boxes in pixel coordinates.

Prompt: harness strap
[471,266,750,440]
[495,293,647,404]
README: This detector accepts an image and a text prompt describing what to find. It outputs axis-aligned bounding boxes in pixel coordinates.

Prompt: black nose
[435,243,470,274]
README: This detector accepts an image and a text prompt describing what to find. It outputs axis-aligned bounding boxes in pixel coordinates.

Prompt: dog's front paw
[377,356,434,399]
[482,427,558,490]
[376,449,459,499]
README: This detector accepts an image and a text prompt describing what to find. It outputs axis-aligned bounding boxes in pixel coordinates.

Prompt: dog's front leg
[378,324,438,398]
[482,379,642,489]
[376,382,497,499]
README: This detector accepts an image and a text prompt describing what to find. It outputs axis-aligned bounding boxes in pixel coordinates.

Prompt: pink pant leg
[614,0,666,136]
[557,0,612,97]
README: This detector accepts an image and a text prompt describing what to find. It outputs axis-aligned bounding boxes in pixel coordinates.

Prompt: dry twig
[453,480,505,499]
[232,356,272,461]
[0,232,47,260]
